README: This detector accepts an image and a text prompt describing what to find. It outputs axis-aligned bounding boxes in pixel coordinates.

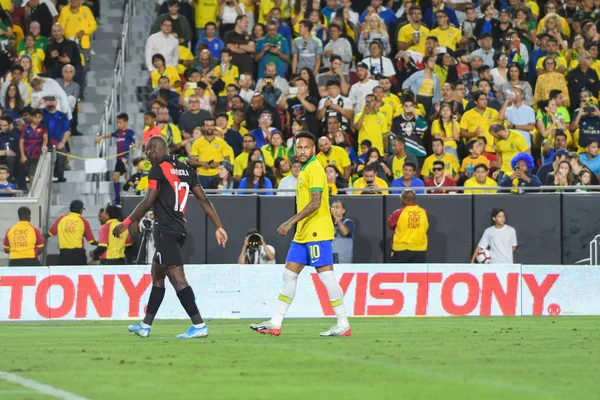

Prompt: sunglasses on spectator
[260,116,272,120]
[243,139,255,143]
[433,167,443,171]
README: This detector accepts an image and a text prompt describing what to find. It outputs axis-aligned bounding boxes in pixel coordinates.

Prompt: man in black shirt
[283,77,318,136]
[224,15,255,75]
[113,136,228,339]
[25,0,54,38]
[567,51,600,114]
[245,93,282,131]
[45,24,84,85]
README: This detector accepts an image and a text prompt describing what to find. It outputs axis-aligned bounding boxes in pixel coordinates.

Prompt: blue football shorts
[285,240,334,267]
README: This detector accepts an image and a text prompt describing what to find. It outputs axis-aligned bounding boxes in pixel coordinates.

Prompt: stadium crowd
[128,0,600,199]
[0,0,98,193]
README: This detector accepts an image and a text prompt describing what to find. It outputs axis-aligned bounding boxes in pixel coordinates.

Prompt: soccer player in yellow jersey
[250,132,351,337]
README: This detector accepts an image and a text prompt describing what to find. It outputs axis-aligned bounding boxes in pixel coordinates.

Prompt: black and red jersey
[147,156,199,234]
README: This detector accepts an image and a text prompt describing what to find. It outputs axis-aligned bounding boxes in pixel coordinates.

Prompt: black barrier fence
[122,193,600,265]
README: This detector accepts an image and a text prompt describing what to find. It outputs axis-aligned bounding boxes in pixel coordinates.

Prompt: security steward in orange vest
[3,206,44,266]
[387,190,429,263]
[49,199,96,265]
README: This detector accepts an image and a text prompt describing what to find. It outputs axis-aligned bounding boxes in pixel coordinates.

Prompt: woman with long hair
[536,3,570,39]
[546,160,577,189]
[308,10,328,43]
[325,164,348,195]
[239,160,274,195]
[536,99,572,150]
[402,55,440,116]
[533,58,570,110]
[434,51,456,87]
[300,68,320,99]
[431,104,460,160]
[490,53,509,89]
[333,8,357,41]
[576,169,593,192]
[581,22,600,47]
[513,6,536,52]
[274,157,291,185]
[251,23,266,42]
[496,63,534,105]
[538,13,568,52]
[18,35,45,75]
[211,161,237,194]
[16,55,36,84]
[262,131,287,160]
[357,14,390,58]
[568,153,599,185]
[357,147,391,182]
[3,83,24,115]
[247,147,277,183]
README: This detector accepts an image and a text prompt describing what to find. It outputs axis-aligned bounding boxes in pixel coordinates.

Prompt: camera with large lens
[247,233,261,249]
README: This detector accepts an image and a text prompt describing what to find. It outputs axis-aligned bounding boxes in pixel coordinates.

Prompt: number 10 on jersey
[174,181,190,212]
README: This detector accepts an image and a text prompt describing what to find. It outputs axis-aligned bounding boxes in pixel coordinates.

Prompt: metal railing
[95,0,135,204]
[575,234,600,265]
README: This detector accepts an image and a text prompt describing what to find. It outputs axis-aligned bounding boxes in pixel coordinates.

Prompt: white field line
[0,371,89,400]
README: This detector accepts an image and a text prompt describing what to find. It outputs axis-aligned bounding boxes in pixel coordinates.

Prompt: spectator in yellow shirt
[460,139,490,181]
[387,190,428,263]
[205,48,239,97]
[397,6,430,56]
[316,137,351,180]
[190,118,232,188]
[58,0,97,51]
[352,164,389,195]
[194,0,219,40]
[421,138,460,180]
[463,164,498,194]
[490,122,530,180]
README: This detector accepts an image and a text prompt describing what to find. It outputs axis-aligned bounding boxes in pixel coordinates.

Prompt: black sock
[143,286,166,325]
[176,286,203,325]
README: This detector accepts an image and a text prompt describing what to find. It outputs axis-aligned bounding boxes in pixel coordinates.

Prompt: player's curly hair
[511,152,535,171]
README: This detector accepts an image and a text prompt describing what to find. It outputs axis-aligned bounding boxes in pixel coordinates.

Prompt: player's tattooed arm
[112,189,158,237]
[192,185,228,247]
[278,190,321,235]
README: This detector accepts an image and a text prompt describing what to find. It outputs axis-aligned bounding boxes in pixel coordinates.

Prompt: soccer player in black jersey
[113,136,228,339]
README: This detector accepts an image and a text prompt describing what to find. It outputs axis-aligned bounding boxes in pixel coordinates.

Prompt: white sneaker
[320,325,352,337]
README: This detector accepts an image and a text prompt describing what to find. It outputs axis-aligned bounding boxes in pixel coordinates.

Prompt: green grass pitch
[0,317,598,400]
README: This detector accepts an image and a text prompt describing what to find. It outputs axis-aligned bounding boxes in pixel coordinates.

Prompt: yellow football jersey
[294,156,334,243]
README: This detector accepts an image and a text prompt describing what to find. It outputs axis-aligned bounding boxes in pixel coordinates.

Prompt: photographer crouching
[238,229,276,264]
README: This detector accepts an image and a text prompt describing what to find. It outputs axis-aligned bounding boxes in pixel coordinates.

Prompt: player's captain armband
[123,217,132,228]
[148,179,158,190]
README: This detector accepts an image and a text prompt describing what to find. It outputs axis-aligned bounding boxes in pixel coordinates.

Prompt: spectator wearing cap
[255,20,290,80]
[331,200,355,264]
[397,6,430,57]
[145,19,179,73]
[277,156,300,196]
[42,95,70,182]
[469,33,496,69]
[538,148,570,185]
[151,0,192,47]
[49,199,95,266]
[224,15,255,75]
[499,152,541,192]
[44,23,84,85]
[30,76,72,119]
[190,118,232,188]
[425,160,457,194]
[57,0,97,55]
[463,163,498,194]
[390,162,425,194]
[348,62,379,114]
[0,66,30,107]
[210,160,237,194]
[3,206,44,266]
